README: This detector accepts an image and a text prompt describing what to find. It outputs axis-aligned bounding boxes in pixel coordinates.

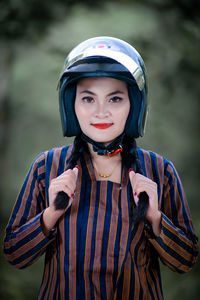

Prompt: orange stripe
[143,150,154,179]
[13,231,50,268]
[117,182,130,275]
[49,253,57,299]
[64,145,73,170]
[164,165,191,236]
[5,213,42,246]
[68,161,83,298]
[84,181,95,300]
[5,222,46,260]
[59,214,65,300]
[27,183,40,220]
[162,218,195,255]
[122,252,131,299]
[84,152,95,181]
[106,184,120,298]
[163,180,173,220]
[12,161,39,227]
[69,175,81,299]
[92,182,107,298]
[133,264,140,299]
[149,265,163,300]
[150,239,190,272]
[49,148,62,180]
[156,155,164,205]
[38,258,50,298]
[140,259,156,299]
[83,156,96,299]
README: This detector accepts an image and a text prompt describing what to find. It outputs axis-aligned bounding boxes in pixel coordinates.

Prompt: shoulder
[137,147,170,168]
[32,144,73,171]
[137,147,177,181]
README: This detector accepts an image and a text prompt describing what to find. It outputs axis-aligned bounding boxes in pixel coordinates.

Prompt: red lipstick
[92,123,113,129]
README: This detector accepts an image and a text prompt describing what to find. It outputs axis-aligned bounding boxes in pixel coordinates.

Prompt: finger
[53,170,76,187]
[129,169,135,184]
[72,166,79,181]
[133,193,139,206]
[61,185,74,198]
[134,182,157,196]
[51,183,74,199]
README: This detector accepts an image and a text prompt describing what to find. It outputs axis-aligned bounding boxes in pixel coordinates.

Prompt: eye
[109,96,123,103]
[82,96,94,103]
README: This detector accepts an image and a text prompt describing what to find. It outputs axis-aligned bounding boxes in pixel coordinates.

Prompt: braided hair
[54,134,84,210]
[121,135,149,224]
[55,134,149,224]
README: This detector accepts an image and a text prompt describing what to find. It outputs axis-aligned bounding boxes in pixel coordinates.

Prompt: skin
[74,76,130,145]
[42,77,161,237]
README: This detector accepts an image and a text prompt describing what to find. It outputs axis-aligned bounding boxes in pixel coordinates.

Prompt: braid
[54,135,87,210]
[121,135,149,225]
[66,134,87,170]
[54,133,149,221]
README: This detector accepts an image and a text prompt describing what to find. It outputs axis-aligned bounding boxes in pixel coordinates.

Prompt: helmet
[58,36,148,138]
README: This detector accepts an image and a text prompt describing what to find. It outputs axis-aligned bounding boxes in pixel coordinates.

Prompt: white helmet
[58,36,148,138]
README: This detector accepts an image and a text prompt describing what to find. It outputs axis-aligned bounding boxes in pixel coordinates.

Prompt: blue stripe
[76,171,91,299]
[162,222,198,257]
[156,232,192,268]
[57,146,70,174]
[112,187,122,289]
[64,207,70,300]
[11,237,50,267]
[88,181,100,299]
[99,182,112,298]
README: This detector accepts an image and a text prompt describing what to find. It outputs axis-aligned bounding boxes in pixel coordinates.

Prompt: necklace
[93,159,121,179]
[99,172,111,178]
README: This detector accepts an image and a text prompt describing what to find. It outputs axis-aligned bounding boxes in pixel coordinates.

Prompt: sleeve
[3,152,56,269]
[146,161,199,273]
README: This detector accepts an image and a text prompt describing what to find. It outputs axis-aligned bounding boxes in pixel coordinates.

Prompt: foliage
[0,1,199,299]
[0,0,100,40]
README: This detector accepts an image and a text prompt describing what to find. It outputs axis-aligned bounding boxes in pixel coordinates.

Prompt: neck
[88,143,122,183]
[81,132,124,156]
[88,143,121,162]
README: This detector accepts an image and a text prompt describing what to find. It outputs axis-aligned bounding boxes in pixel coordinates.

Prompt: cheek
[116,106,130,122]
[75,105,90,127]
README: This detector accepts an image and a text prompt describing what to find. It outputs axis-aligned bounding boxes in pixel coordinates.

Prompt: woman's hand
[42,166,79,235]
[129,170,161,236]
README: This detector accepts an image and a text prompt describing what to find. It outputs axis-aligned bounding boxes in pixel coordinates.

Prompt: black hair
[55,134,149,224]
[121,134,149,224]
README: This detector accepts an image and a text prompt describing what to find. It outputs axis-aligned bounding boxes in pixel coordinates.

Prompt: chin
[82,130,124,145]
[88,136,116,145]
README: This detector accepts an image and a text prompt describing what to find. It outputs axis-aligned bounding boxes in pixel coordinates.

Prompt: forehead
[76,76,128,91]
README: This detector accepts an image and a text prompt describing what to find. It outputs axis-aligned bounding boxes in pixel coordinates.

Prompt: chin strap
[81,133,124,156]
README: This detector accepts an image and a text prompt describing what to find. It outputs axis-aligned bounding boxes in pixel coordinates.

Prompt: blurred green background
[0,0,199,299]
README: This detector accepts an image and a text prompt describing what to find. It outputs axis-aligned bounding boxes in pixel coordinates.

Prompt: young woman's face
[75,77,130,145]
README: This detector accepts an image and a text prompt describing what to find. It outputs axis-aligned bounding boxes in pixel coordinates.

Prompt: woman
[3,36,198,299]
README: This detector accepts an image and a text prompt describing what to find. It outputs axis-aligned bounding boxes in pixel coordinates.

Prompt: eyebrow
[80,90,125,96]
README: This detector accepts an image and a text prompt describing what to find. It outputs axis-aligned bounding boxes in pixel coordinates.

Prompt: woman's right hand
[42,166,79,235]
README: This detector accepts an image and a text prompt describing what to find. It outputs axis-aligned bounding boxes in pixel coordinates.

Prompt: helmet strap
[81,133,124,156]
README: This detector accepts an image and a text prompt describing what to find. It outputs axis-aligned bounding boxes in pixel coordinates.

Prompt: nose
[94,102,110,118]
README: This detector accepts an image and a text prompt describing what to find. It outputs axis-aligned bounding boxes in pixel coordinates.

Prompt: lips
[91,123,113,129]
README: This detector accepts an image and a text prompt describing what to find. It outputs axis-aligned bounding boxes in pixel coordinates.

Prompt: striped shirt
[3,145,198,299]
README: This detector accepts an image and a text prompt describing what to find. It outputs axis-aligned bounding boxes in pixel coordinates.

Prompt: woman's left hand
[129,170,161,236]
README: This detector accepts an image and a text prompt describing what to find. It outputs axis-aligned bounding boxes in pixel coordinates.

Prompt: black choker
[81,133,124,156]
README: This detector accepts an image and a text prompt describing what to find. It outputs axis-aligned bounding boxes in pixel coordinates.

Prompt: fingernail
[75,165,80,170]
[71,193,75,198]
[129,168,133,173]
[134,192,137,196]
